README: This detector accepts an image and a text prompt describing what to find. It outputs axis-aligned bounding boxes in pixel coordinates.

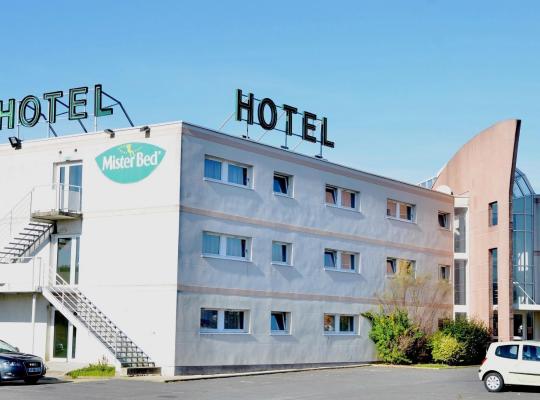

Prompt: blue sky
[2,1,539,187]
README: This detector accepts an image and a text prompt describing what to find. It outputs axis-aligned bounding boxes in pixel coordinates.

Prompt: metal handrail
[513,281,537,305]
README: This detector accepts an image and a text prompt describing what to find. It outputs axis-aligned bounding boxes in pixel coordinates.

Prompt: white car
[479,341,540,392]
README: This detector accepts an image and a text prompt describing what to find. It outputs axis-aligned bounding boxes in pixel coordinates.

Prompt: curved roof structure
[514,168,535,198]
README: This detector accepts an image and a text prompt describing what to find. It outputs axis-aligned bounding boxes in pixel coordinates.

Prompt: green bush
[440,318,491,365]
[430,331,465,365]
[362,308,429,364]
[67,361,115,378]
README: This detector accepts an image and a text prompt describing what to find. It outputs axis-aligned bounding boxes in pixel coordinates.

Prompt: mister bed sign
[95,143,166,184]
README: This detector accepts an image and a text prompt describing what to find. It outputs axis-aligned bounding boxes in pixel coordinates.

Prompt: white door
[56,163,82,212]
[51,309,77,361]
[55,236,80,285]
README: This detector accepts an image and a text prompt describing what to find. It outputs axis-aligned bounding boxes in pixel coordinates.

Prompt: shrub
[362,308,429,364]
[440,318,491,364]
[67,358,115,378]
[430,331,465,365]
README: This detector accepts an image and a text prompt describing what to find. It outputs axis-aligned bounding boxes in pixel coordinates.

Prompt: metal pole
[31,293,36,353]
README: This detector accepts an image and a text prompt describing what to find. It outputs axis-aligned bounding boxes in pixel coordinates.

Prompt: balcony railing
[0,257,43,292]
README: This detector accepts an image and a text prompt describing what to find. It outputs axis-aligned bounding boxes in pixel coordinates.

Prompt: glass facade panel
[454,260,467,305]
[512,174,535,305]
[454,208,467,253]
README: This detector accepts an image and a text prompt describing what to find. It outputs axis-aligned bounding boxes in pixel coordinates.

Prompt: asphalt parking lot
[1,366,540,400]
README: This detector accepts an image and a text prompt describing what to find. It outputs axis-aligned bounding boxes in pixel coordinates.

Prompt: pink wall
[435,120,520,340]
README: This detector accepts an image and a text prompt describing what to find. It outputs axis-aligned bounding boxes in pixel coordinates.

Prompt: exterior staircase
[0,221,55,263]
[43,272,159,373]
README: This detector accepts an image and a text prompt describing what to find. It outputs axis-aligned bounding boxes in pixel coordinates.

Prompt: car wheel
[24,377,39,385]
[484,372,504,392]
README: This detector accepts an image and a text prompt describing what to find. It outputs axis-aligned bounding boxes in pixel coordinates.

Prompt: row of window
[202,231,452,280]
[204,155,451,227]
[200,308,357,335]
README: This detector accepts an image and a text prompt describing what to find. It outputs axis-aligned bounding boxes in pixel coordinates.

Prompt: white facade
[0,121,453,375]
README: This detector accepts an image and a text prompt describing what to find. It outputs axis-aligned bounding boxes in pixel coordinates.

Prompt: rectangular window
[200,309,218,330]
[495,344,518,360]
[489,201,498,226]
[273,173,292,196]
[490,248,498,305]
[270,312,290,334]
[324,314,356,334]
[454,260,467,305]
[202,232,250,260]
[272,242,291,265]
[224,310,244,330]
[522,345,540,361]
[325,186,337,205]
[204,156,251,187]
[386,257,415,277]
[228,164,248,186]
[200,309,248,333]
[324,250,337,269]
[326,185,359,210]
[387,199,415,222]
[439,265,450,281]
[324,249,358,272]
[454,208,467,253]
[226,237,247,258]
[202,232,221,255]
[438,212,450,229]
[204,158,222,180]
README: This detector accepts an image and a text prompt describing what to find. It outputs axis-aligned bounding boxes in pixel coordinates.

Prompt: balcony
[30,184,82,221]
[0,257,43,293]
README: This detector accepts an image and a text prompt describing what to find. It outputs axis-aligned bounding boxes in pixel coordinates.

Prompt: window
[489,201,498,226]
[200,309,248,333]
[522,345,540,362]
[324,249,358,272]
[324,250,337,269]
[202,232,220,255]
[324,314,356,334]
[204,156,251,188]
[454,312,467,321]
[387,199,415,222]
[495,344,518,360]
[454,260,467,305]
[202,232,250,260]
[386,257,415,277]
[438,212,450,229]
[325,185,359,210]
[273,173,292,196]
[490,248,498,305]
[204,158,222,180]
[272,242,291,265]
[200,309,218,330]
[439,265,450,281]
[270,312,290,334]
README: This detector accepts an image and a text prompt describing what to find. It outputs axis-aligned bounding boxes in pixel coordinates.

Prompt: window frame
[271,241,293,266]
[270,311,291,335]
[439,264,451,282]
[438,211,451,230]
[323,313,357,335]
[199,308,249,334]
[273,172,293,197]
[325,184,360,212]
[387,199,416,223]
[386,257,416,278]
[489,201,498,226]
[203,155,253,189]
[202,231,251,261]
[324,248,359,273]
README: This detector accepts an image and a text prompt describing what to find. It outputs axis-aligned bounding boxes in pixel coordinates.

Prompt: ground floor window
[323,314,356,334]
[200,308,248,333]
[52,310,76,359]
[271,312,290,334]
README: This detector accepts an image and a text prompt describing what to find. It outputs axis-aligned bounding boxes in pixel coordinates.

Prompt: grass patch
[412,363,455,369]
[67,363,116,378]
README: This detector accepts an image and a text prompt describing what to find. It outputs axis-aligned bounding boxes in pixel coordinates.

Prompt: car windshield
[0,340,18,353]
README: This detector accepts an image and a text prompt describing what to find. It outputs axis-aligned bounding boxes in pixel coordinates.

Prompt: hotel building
[0,119,537,375]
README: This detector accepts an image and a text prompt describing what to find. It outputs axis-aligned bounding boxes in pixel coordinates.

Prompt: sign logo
[95,142,166,184]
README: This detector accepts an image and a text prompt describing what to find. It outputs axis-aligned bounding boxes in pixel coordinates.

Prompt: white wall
[175,124,453,368]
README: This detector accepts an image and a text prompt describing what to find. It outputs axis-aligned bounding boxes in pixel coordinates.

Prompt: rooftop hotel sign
[0,84,112,130]
[235,89,334,151]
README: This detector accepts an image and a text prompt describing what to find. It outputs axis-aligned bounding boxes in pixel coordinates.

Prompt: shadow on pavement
[0,377,71,386]
[505,386,540,393]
